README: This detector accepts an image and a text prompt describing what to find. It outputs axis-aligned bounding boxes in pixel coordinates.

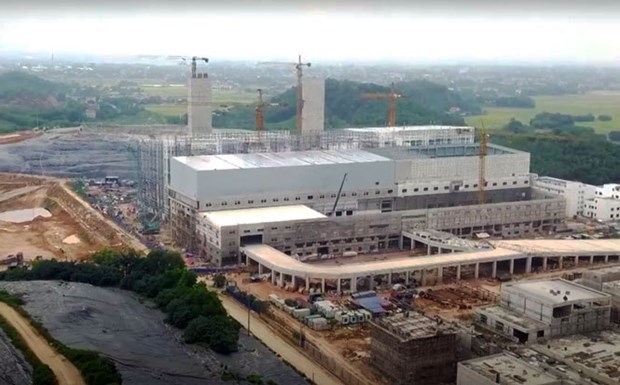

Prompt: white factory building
[584,184,620,221]
[477,278,611,343]
[533,176,596,218]
[168,130,566,265]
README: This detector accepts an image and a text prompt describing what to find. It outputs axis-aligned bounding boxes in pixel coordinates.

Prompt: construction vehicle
[327,173,348,216]
[259,55,311,134]
[362,82,402,127]
[140,213,160,235]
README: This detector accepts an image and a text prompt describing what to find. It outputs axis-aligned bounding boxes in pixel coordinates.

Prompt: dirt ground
[0,302,85,385]
[0,173,145,263]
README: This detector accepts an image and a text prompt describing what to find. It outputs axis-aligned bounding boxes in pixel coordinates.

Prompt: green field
[466,92,620,133]
[143,86,257,117]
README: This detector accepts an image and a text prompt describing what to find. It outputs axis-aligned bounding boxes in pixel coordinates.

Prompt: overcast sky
[1,0,620,63]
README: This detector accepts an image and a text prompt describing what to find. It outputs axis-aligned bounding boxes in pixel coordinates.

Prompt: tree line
[0,248,240,355]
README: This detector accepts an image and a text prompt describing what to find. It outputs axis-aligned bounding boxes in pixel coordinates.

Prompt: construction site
[5,54,620,385]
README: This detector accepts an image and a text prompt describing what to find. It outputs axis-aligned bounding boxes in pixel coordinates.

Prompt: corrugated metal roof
[200,205,326,227]
[175,149,391,171]
[344,125,473,133]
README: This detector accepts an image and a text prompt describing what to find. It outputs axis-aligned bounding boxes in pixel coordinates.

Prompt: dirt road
[220,295,344,385]
[0,302,85,385]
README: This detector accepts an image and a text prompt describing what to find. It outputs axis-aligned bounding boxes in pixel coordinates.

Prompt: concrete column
[590,255,594,265]
[456,265,462,280]
[452,249,456,253]
[438,247,443,254]
[542,257,548,271]
[258,264,264,275]
[605,255,610,264]
[350,277,357,293]
[558,257,563,269]
[474,263,480,279]
[399,236,404,250]
[405,271,410,285]
[337,279,341,294]
[427,244,431,255]
[509,259,515,275]
[388,272,392,285]
[321,278,326,293]
[411,240,414,250]
[305,277,310,291]
[278,272,283,287]
[437,267,443,283]
[421,270,427,286]
[491,261,497,278]
[526,257,532,274]
[271,270,276,285]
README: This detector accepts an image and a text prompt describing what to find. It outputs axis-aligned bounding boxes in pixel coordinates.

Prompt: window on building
[433,187,439,191]
[414,188,419,192]
[284,197,289,201]
[387,189,393,194]
[502,182,507,186]
[375,191,380,195]
[423,187,428,191]
[271,227,278,230]
[206,203,212,207]
[248,200,254,204]
[341,193,347,197]
[464,185,469,188]
[363,192,369,196]
[307,195,313,200]
[221,202,228,206]
[295,197,301,201]
[272,198,279,202]
[261,199,267,203]
[444,186,449,190]
[492,182,497,186]
[234,201,240,205]
[319,195,325,199]
[402,189,408,193]
[513,181,517,185]
[352,192,357,196]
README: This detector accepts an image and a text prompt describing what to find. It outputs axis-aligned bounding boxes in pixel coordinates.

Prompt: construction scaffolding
[134,126,477,221]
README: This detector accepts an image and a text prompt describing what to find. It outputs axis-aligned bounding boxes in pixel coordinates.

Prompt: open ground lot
[0,175,114,262]
[466,92,620,133]
[0,328,32,385]
[0,281,308,385]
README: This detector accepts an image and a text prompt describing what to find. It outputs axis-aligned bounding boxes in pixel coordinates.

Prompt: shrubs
[0,313,56,385]
[0,290,121,385]
[0,248,240,355]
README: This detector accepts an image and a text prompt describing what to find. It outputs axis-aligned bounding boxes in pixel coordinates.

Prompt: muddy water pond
[0,208,52,223]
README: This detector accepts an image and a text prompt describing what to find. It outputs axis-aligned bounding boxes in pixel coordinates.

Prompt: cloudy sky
[1,0,620,63]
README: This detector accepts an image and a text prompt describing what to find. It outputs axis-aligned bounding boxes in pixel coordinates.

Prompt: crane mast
[362,82,402,126]
[255,89,265,132]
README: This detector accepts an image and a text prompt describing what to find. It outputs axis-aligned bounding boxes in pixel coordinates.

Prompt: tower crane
[362,82,402,127]
[259,55,311,134]
[478,121,489,205]
[254,89,288,132]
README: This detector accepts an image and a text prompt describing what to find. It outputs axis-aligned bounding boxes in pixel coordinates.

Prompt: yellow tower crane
[362,82,402,127]
[254,89,288,132]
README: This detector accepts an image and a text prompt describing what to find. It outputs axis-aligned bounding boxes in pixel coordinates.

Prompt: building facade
[533,176,596,217]
[477,279,611,342]
[168,144,565,265]
[370,313,457,385]
[585,184,620,221]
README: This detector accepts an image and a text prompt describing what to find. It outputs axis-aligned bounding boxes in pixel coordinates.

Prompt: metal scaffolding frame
[133,127,476,221]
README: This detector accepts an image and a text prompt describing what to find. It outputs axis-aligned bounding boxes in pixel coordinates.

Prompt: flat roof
[492,239,620,255]
[372,313,454,341]
[201,205,326,227]
[460,353,559,385]
[503,279,609,305]
[366,143,519,160]
[174,149,391,171]
[344,125,474,133]
[533,330,620,383]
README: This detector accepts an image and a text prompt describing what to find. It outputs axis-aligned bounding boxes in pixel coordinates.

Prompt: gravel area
[0,281,307,385]
[0,328,32,385]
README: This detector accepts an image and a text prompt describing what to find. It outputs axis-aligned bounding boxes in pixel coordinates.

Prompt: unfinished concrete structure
[168,141,565,263]
[187,64,212,136]
[300,77,325,135]
[457,353,562,385]
[370,313,457,385]
[477,279,611,343]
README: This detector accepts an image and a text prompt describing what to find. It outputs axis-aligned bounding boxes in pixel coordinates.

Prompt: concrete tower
[300,77,325,135]
[187,59,212,136]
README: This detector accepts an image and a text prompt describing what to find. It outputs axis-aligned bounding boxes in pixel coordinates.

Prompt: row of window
[201,180,530,209]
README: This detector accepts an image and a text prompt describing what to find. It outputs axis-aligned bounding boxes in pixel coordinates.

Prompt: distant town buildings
[533,176,596,218]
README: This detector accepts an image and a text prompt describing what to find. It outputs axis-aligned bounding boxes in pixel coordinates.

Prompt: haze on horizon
[1,0,620,64]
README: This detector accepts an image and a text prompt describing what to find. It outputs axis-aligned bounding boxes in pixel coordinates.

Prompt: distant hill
[213,78,481,130]
[0,71,68,107]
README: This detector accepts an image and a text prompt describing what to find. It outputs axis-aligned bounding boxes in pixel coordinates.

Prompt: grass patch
[0,313,57,385]
[0,290,122,385]
[466,92,620,133]
[145,104,186,116]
